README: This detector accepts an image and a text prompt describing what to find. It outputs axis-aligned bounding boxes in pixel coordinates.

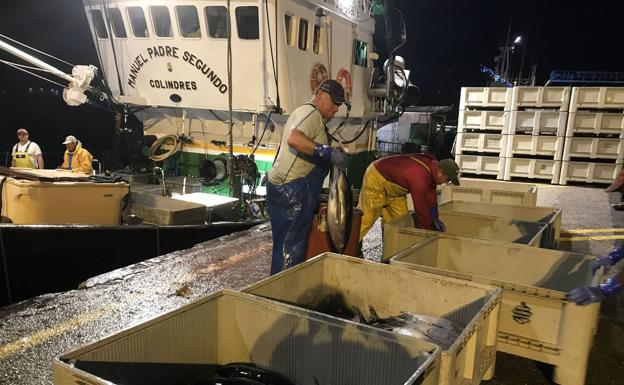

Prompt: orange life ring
[310,63,329,93]
[336,68,352,103]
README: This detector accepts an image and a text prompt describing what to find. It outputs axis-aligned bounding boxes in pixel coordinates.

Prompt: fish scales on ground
[354,306,462,351]
[327,166,353,253]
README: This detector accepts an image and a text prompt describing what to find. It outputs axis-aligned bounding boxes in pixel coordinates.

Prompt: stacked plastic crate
[455,87,511,179]
[560,87,624,185]
[503,87,571,184]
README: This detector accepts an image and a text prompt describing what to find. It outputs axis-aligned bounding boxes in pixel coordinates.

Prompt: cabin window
[205,6,228,38]
[236,6,259,40]
[353,39,368,67]
[298,19,308,50]
[128,7,149,38]
[312,24,321,53]
[109,8,127,38]
[150,6,173,37]
[91,10,109,39]
[176,6,201,37]
[284,14,294,46]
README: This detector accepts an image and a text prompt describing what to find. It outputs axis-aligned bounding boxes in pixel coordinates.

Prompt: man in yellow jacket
[59,135,93,174]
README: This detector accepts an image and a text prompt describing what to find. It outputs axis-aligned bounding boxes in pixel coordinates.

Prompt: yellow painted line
[0,306,111,360]
[561,228,624,234]
[559,235,624,242]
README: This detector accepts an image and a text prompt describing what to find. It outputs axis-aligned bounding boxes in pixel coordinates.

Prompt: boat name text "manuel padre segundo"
[126,45,228,94]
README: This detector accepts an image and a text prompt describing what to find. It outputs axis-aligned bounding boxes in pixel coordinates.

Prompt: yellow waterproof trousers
[358,164,408,240]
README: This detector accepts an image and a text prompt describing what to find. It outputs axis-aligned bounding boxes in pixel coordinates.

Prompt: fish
[358,306,462,350]
[327,166,352,253]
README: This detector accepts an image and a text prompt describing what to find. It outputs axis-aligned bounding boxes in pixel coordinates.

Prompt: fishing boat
[0,0,416,305]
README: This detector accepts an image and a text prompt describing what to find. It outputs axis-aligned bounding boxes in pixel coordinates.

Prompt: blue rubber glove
[313,144,348,171]
[566,277,624,305]
[591,247,624,274]
[429,207,446,232]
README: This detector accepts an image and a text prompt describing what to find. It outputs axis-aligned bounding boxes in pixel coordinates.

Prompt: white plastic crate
[565,111,624,137]
[455,132,507,154]
[460,87,511,110]
[455,154,505,179]
[439,178,538,207]
[559,161,623,185]
[54,290,441,385]
[562,137,624,161]
[570,87,624,111]
[510,86,571,111]
[438,201,562,249]
[457,110,508,133]
[504,158,562,184]
[390,236,603,385]
[507,110,568,136]
[245,254,503,385]
[505,135,565,158]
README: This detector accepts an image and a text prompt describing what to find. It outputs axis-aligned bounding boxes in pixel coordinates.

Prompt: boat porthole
[170,94,182,103]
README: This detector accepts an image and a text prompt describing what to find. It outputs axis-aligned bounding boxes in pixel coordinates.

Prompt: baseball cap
[17,128,28,135]
[438,159,460,185]
[316,79,347,107]
[606,170,624,192]
[62,135,78,144]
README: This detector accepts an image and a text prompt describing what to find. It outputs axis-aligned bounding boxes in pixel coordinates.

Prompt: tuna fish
[327,166,352,253]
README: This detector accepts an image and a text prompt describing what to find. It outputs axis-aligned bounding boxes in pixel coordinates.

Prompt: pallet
[455,154,505,179]
[565,111,624,137]
[562,137,624,162]
[511,86,571,111]
[569,87,624,112]
[455,132,508,155]
[458,110,509,133]
[503,157,562,184]
[505,135,565,158]
[559,161,623,185]
[507,110,568,136]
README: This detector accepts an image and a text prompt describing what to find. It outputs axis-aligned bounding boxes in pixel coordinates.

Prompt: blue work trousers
[267,166,327,274]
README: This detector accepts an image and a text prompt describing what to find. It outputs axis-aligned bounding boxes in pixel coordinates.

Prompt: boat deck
[1,183,623,384]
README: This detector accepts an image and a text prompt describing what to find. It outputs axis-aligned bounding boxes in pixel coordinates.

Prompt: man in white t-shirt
[11,128,44,169]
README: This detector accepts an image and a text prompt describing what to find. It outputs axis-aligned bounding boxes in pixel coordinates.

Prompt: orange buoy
[310,63,329,93]
[336,68,352,102]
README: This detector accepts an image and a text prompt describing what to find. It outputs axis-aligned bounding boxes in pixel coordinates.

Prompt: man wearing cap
[358,154,460,240]
[59,135,93,174]
[266,79,349,274]
[11,128,44,169]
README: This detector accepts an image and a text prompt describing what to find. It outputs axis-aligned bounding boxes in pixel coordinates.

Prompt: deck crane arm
[0,37,98,106]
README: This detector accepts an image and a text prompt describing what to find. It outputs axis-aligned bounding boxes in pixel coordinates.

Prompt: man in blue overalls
[266,80,349,274]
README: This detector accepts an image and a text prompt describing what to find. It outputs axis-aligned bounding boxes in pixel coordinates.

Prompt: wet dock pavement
[1,183,624,384]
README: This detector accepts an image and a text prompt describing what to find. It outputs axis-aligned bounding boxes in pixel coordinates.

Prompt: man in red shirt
[358,154,460,239]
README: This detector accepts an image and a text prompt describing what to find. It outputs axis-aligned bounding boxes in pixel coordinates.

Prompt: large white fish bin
[54,290,440,385]
[390,236,603,385]
[382,211,546,259]
[438,201,562,249]
[1,176,129,225]
[439,178,538,207]
[244,254,502,385]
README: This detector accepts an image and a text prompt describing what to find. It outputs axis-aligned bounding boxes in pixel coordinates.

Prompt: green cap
[438,159,460,185]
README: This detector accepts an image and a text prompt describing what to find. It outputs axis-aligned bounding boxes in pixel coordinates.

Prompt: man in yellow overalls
[11,128,44,169]
[59,135,93,174]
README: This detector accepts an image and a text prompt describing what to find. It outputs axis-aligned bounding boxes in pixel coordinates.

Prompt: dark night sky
[0,0,622,162]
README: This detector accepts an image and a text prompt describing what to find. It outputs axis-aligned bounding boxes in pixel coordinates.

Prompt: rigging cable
[226,0,235,197]
[0,60,67,88]
[264,0,280,111]
[0,33,74,67]
[250,111,273,156]
[102,0,126,95]
[87,0,116,103]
